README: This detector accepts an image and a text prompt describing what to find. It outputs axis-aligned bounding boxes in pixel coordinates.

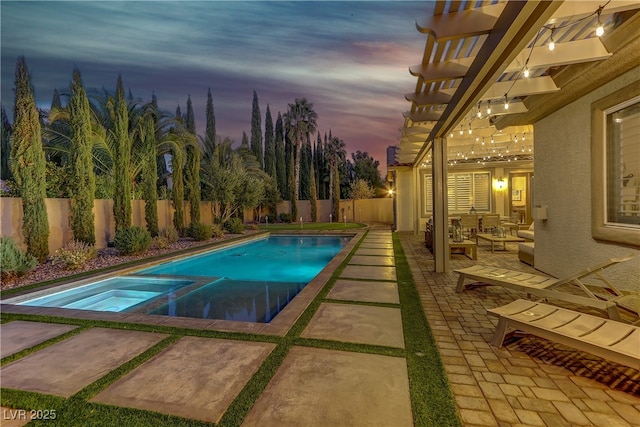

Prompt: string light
[468,124,472,135]
[504,94,509,110]
[486,100,492,115]
[459,125,463,136]
[477,102,482,118]
[595,5,605,36]
[548,26,556,51]
[523,66,530,78]
[481,137,485,146]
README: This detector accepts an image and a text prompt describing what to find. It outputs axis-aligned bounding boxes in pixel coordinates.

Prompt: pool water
[15,235,349,323]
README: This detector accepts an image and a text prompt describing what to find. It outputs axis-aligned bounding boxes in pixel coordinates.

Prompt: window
[423,171,491,215]
[592,82,640,247]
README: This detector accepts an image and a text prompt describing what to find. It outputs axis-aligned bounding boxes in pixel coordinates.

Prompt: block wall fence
[0,197,393,252]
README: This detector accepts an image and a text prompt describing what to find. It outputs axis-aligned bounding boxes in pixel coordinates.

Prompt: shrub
[246,223,259,231]
[187,222,211,241]
[51,240,97,270]
[211,223,224,238]
[114,226,151,255]
[224,217,244,234]
[0,237,37,280]
[159,226,179,244]
[152,236,170,249]
[279,213,292,223]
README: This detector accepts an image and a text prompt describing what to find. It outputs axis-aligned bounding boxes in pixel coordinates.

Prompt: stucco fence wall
[1,197,392,252]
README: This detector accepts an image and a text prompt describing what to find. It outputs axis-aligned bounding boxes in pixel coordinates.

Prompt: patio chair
[487,299,640,370]
[480,214,500,233]
[455,254,637,321]
[459,214,479,240]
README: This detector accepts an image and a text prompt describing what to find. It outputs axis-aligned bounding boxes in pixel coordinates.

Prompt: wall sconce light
[494,177,507,191]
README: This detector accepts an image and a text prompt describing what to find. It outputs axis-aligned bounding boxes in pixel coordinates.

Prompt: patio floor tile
[328,279,399,304]
[92,337,275,423]
[0,328,167,397]
[242,346,412,427]
[301,303,404,348]
[0,321,78,358]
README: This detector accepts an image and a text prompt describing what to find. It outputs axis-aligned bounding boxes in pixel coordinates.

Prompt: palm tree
[283,98,317,204]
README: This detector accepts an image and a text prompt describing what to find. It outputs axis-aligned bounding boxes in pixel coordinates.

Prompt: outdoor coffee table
[448,239,477,260]
[476,233,524,253]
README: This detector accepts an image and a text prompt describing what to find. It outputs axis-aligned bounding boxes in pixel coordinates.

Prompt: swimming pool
[13,235,351,323]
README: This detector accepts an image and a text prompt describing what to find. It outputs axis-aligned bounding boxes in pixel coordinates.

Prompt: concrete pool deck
[1,228,639,426]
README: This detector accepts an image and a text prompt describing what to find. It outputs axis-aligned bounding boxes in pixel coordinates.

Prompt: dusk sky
[1,1,430,169]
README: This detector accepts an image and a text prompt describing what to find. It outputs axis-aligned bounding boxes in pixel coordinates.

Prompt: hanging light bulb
[595,6,605,37]
[548,26,556,51]
[523,66,530,78]
[482,137,485,146]
[468,124,472,135]
[459,125,463,136]
[515,135,519,142]
[486,100,492,115]
[450,132,454,138]
[491,136,495,144]
[504,94,509,110]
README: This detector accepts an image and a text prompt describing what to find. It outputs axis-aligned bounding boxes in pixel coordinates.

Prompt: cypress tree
[288,143,297,221]
[141,114,159,237]
[332,166,340,223]
[264,105,276,179]
[205,88,216,156]
[285,132,293,200]
[1,105,12,180]
[309,160,317,222]
[112,75,131,232]
[299,136,311,200]
[11,56,49,261]
[69,68,96,245]
[250,90,263,169]
[315,132,324,199]
[275,112,286,199]
[171,141,185,233]
[50,89,62,110]
[185,95,201,224]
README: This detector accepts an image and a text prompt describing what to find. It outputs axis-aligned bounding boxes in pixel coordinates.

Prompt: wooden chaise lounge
[487,299,640,370]
[455,254,636,321]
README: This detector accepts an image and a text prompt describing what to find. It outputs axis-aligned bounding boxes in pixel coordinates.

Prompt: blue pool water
[16,235,349,323]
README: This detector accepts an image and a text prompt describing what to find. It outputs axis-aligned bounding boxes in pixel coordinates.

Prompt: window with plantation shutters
[423,171,491,215]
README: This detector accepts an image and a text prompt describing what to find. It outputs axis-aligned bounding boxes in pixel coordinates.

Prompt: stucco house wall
[534,67,640,292]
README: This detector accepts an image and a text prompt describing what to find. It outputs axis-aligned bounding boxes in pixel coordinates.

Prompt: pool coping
[0,231,364,337]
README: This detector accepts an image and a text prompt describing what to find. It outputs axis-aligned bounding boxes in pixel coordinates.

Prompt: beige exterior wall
[534,68,640,291]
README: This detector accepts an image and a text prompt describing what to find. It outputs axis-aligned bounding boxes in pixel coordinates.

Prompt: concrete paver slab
[341,265,396,281]
[0,321,78,358]
[301,303,404,348]
[242,346,412,427]
[355,248,394,257]
[359,242,394,249]
[328,280,399,304]
[92,337,275,423]
[349,255,395,266]
[0,328,167,397]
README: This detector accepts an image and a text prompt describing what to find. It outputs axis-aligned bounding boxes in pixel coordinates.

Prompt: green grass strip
[393,233,461,427]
